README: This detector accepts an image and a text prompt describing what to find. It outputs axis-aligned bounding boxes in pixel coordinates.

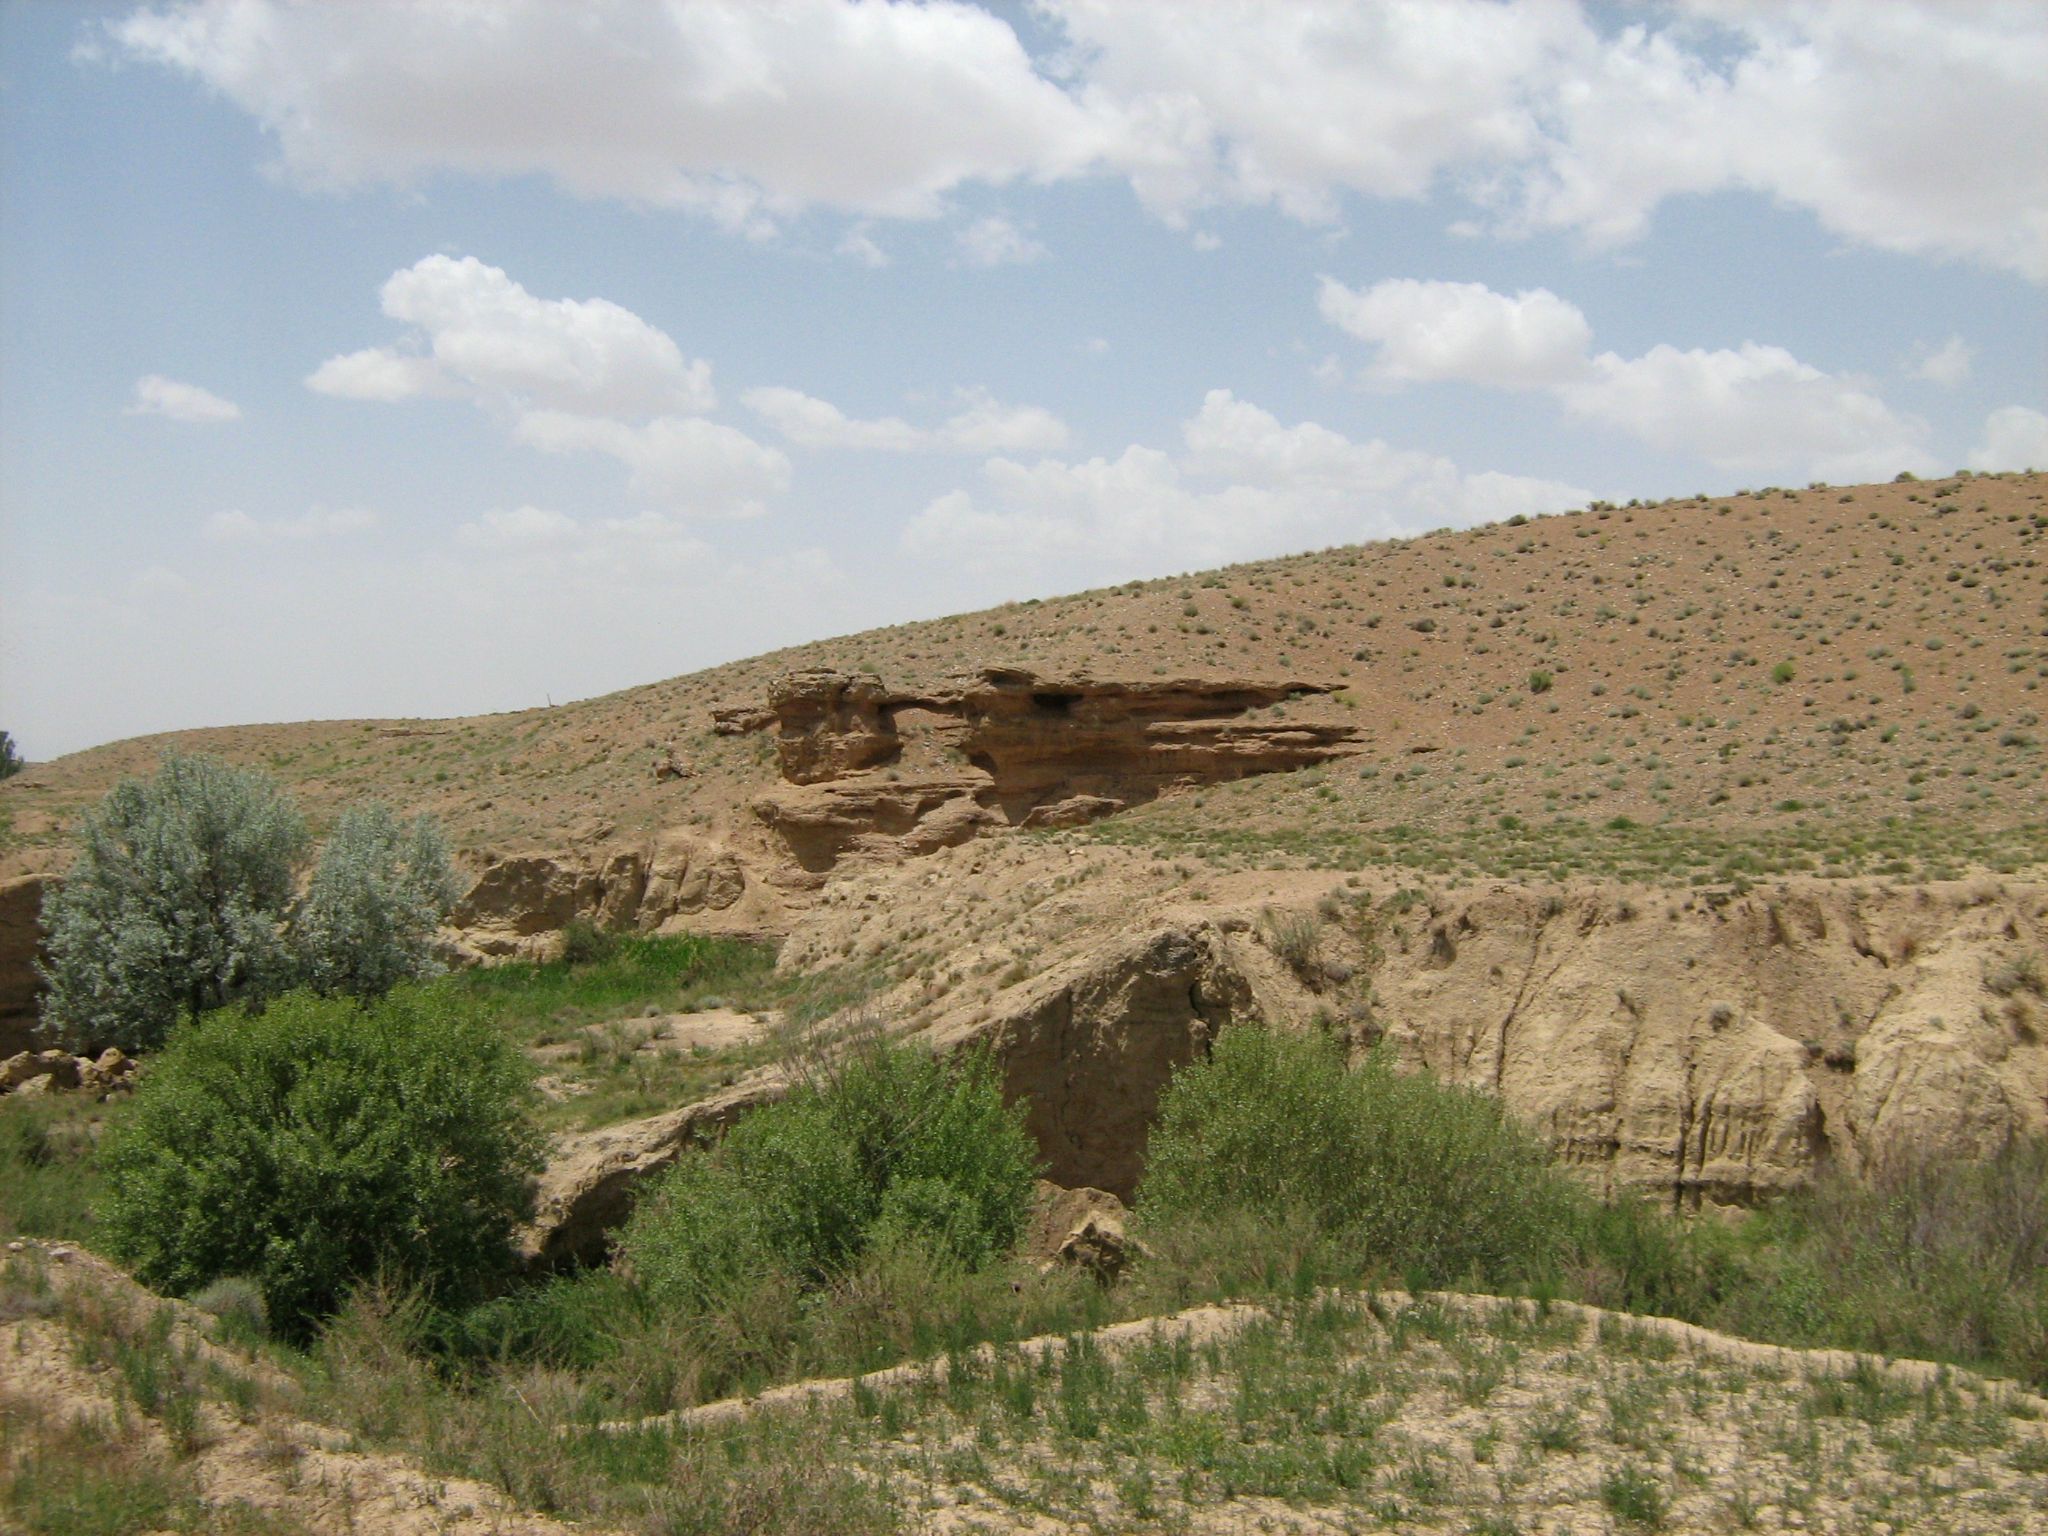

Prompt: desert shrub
[620,1042,1035,1318]
[1715,1137,2048,1387]
[1139,1026,1578,1289]
[0,729,21,780]
[39,753,307,1052]
[557,916,620,966]
[293,803,461,998]
[38,755,462,1052]
[98,988,542,1341]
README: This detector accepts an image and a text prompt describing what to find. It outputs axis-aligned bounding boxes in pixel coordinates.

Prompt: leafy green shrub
[1139,1027,1578,1289]
[294,803,460,998]
[40,753,307,1052]
[99,988,542,1340]
[0,729,22,780]
[620,1042,1035,1316]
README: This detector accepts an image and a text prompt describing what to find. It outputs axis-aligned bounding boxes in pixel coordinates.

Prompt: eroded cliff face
[0,875,47,1054]
[720,667,1364,882]
[796,857,2048,1209]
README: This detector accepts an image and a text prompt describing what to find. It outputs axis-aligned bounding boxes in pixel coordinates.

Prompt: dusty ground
[0,1240,612,1536]
[11,1235,2041,1535]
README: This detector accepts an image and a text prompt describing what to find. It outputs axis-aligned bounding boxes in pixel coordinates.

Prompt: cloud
[311,255,715,417]
[1560,344,1935,482]
[1322,275,1933,479]
[314,255,786,514]
[836,228,891,268]
[955,214,1047,267]
[904,389,1588,581]
[742,387,923,453]
[1500,3,2048,279]
[1969,406,2048,472]
[511,412,789,517]
[127,374,241,423]
[106,0,1104,230]
[1318,277,1592,388]
[108,1,2048,281]
[203,506,379,543]
[304,347,448,403]
[743,385,1067,454]
[1909,335,1974,388]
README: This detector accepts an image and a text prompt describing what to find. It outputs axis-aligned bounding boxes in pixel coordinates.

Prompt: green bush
[1139,1026,1578,1289]
[0,729,22,780]
[620,1042,1036,1316]
[98,988,542,1341]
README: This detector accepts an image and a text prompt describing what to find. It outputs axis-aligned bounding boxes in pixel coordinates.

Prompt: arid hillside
[5,471,2046,1198]
[5,470,2044,890]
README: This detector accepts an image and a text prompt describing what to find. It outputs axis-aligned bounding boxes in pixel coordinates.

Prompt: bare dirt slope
[5,471,2043,883]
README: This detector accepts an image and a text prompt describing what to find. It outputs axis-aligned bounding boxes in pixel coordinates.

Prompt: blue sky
[3,0,2043,759]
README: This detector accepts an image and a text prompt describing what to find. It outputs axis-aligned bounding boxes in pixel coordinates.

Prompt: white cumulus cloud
[743,385,1067,454]
[313,256,786,515]
[106,1,2048,280]
[106,0,1105,229]
[1323,275,1934,480]
[512,412,789,517]
[310,255,714,417]
[955,214,1048,267]
[1909,336,1974,389]
[905,389,1587,582]
[1318,277,1592,388]
[1969,407,2048,473]
[128,374,241,423]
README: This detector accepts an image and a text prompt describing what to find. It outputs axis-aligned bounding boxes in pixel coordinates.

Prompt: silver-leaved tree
[37,753,459,1052]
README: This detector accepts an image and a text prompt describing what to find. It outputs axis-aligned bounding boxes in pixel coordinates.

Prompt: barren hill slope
[5,470,2043,886]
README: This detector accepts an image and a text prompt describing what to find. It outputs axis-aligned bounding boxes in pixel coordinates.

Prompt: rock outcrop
[732,667,1364,880]
[520,1076,774,1271]
[892,875,2048,1209]
[1,1046,134,1099]
[0,874,47,1055]
[449,833,760,959]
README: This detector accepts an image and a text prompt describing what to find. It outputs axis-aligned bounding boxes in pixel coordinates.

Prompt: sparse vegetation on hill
[4,473,2043,888]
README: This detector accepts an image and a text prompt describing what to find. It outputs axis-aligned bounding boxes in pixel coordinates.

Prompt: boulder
[1051,1210,1145,1284]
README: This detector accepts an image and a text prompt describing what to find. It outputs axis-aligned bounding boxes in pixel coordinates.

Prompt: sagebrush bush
[99,988,542,1340]
[620,1042,1036,1317]
[39,753,307,1051]
[38,755,461,1052]
[294,803,461,999]
[1139,1026,1578,1289]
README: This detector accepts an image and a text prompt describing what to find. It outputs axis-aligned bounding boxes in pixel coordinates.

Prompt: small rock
[0,1051,41,1090]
